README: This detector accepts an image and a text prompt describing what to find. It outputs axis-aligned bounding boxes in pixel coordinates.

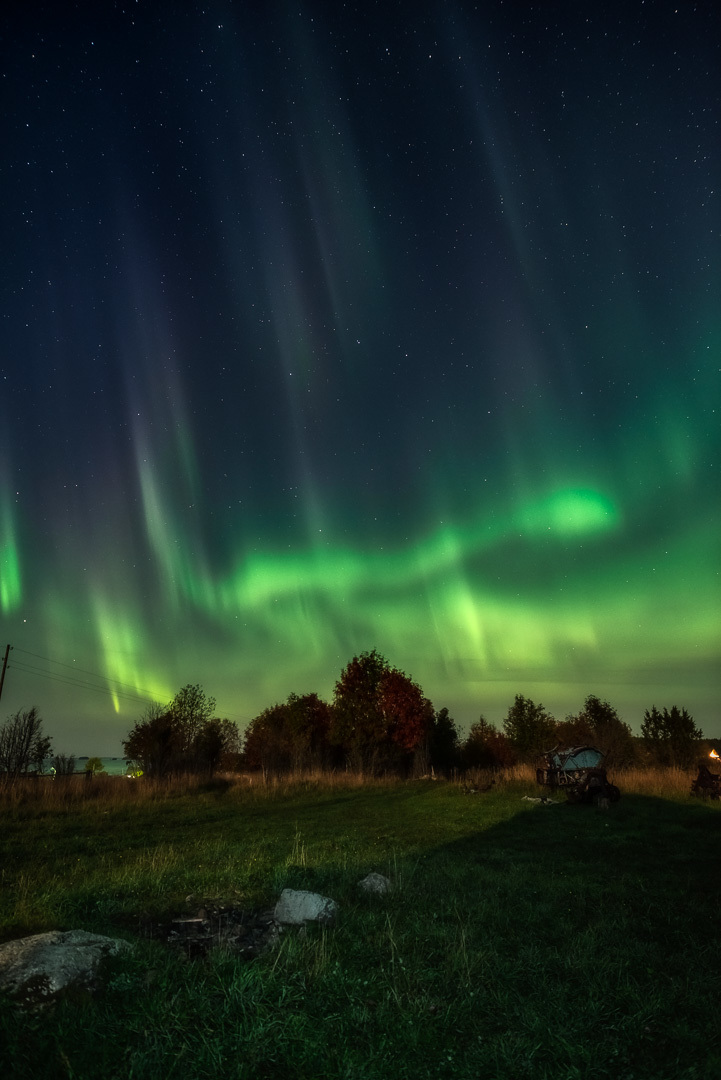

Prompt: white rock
[358,872,393,896]
[273,889,338,925]
[0,930,130,1004]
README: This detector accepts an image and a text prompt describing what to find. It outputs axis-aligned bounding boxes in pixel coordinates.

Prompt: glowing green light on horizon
[64,480,717,729]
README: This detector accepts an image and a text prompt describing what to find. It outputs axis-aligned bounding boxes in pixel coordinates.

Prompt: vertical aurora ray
[90,591,173,713]
[0,1,717,751]
[0,495,21,614]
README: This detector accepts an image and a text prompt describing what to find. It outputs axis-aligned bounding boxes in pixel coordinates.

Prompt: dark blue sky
[1,1,719,752]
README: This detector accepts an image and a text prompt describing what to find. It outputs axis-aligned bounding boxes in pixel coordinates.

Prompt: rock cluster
[0,874,394,1007]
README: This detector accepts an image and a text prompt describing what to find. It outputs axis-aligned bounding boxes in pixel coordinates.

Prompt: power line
[8,659,158,706]
[9,658,151,701]
[12,647,164,699]
[8,647,251,725]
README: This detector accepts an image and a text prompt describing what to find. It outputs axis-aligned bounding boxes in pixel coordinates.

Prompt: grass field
[0,769,719,1080]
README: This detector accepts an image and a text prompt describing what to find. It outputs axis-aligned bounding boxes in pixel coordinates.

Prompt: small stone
[358,873,393,896]
[273,889,338,925]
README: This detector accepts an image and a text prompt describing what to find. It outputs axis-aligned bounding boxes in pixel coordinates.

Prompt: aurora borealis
[1,2,719,752]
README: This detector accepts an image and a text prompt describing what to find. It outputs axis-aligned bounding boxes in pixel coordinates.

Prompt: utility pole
[0,644,11,704]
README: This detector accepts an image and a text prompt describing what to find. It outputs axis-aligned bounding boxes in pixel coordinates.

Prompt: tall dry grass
[0,762,707,810]
[614,765,698,797]
[0,766,404,811]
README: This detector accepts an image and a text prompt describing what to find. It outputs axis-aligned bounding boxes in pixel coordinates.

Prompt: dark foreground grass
[1,776,719,1080]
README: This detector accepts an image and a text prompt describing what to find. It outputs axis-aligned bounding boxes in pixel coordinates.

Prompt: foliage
[461,716,516,770]
[243,703,292,774]
[84,756,106,775]
[378,668,432,753]
[51,753,76,776]
[553,713,595,747]
[166,683,217,754]
[283,692,334,770]
[641,704,703,767]
[123,686,239,777]
[123,705,180,777]
[194,717,242,776]
[502,694,556,761]
[0,706,52,777]
[329,649,389,766]
[426,706,461,774]
[243,693,333,775]
[558,694,638,769]
[330,650,432,772]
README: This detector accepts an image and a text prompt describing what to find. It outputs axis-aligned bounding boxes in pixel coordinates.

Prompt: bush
[123,686,240,777]
[502,695,556,762]
[0,706,52,778]
[462,717,517,771]
[641,705,702,768]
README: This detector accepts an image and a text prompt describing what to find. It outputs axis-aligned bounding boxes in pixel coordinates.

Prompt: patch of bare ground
[125,901,281,960]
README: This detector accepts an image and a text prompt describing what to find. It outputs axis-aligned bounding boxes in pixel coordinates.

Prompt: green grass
[0,774,719,1079]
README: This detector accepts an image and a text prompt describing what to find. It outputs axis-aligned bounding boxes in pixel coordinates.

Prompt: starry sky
[1,1,719,754]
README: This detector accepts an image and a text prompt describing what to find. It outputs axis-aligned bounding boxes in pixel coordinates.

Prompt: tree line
[0,648,706,779]
[239,650,703,776]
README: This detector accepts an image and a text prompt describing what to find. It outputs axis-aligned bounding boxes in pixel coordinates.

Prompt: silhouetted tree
[502,695,556,761]
[641,705,702,768]
[378,668,431,752]
[330,650,432,773]
[123,705,179,777]
[580,694,636,768]
[167,684,217,765]
[284,692,334,771]
[243,703,292,774]
[0,707,52,778]
[330,650,388,769]
[427,707,461,774]
[462,716,516,771]
[123,687,238,777]
[243,692,333,775]
[194,717,241,777]
[556,695,637,769]
[51,753,76,776]
[553,714,595,748]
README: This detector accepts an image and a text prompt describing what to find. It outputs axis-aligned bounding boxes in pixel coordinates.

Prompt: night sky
[1,1,719,754]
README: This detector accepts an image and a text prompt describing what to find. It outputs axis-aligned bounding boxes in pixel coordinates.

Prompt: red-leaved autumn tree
[378,668,432,752]
[330,650,432,773]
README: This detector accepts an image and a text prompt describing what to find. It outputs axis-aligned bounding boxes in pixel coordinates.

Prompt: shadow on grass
[1,786,719,1080]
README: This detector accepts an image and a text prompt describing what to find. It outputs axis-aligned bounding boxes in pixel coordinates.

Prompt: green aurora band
[1,2,718,750]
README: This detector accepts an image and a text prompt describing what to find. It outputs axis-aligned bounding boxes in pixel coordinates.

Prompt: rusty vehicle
[536,745,621,804]
[691,750,721,799]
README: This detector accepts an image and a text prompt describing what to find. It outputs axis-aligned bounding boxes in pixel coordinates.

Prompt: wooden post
[0,644,11,703]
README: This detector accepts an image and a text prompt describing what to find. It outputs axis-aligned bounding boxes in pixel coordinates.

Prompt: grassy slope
[0,775,719,1080]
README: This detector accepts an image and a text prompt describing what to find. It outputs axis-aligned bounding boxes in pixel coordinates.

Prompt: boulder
[273,889,338,926]
[0,930,130,1007]
[358,872,392,896]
